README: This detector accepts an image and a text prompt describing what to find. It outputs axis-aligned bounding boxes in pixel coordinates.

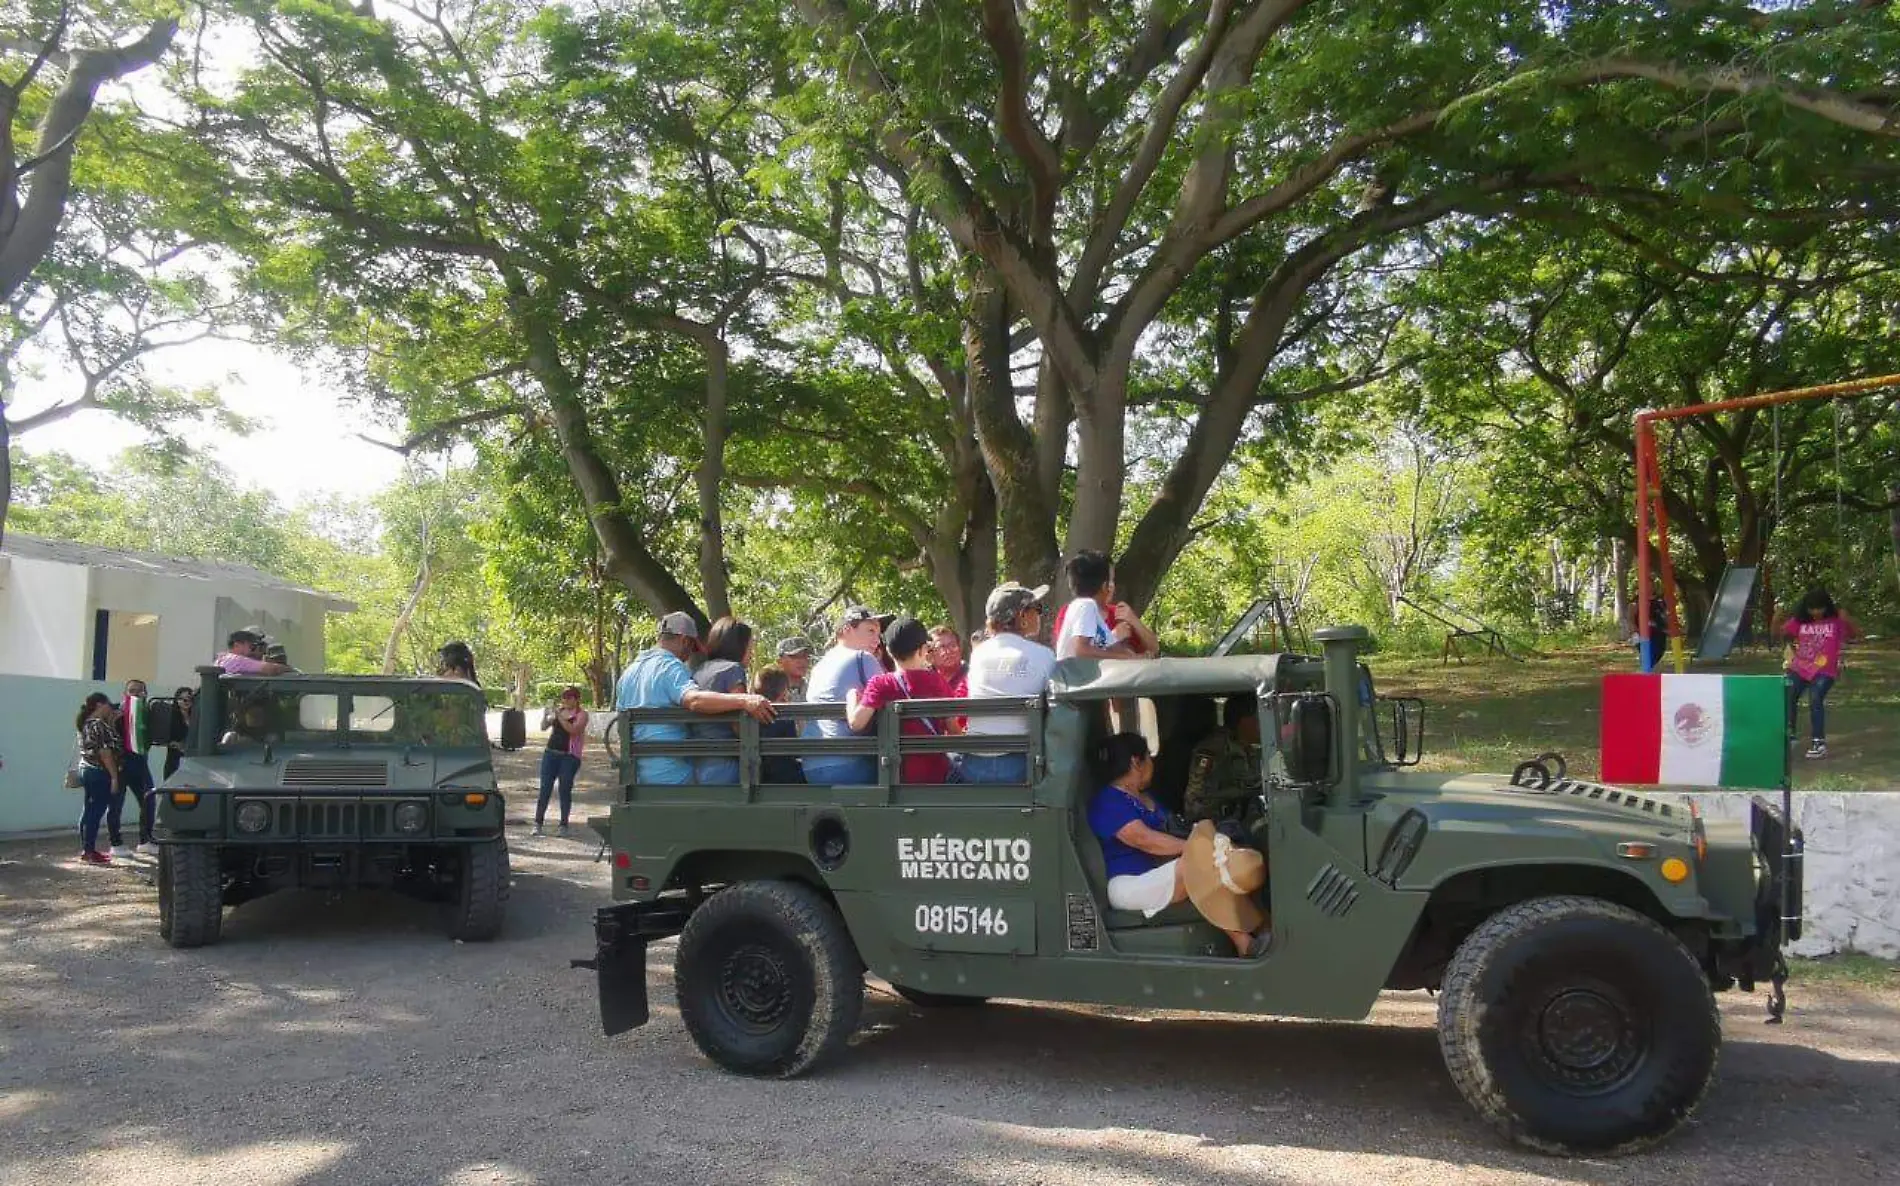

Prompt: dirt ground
[3,751,1898,1186]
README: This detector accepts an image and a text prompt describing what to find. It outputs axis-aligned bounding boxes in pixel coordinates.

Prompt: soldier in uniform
[1180,694,1265,824]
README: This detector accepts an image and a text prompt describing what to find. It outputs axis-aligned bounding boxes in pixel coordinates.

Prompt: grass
[1789,954,1900,991]
[1371,638,1900,792]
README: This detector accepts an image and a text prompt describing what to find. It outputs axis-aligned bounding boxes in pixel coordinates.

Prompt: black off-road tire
[675,880,864,1078]
[160,845,224,949]
[446,839,509,941]
[1437,895,1720,1156]
[892,986,990,1008]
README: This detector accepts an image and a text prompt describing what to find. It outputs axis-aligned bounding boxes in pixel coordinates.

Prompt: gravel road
[3,753,1897,1186]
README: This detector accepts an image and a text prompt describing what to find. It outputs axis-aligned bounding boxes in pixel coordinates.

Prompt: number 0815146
[913,903,1010,937]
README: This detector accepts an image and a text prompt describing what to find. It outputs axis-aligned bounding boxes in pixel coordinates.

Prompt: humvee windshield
[222,686,486,748]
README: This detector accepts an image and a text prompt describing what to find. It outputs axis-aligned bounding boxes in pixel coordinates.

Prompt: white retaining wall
[1683,791,1900,959]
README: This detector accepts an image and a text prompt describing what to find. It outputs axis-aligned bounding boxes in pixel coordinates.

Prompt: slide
[1694,564,1759,662]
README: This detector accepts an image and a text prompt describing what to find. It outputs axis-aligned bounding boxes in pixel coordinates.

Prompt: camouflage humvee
[153,665,508,947]
[578,626,1801,1156]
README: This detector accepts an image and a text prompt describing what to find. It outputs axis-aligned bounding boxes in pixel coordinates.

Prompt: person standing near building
[109,679,157,859]
[162,687,195,780]
[615,612,774,785]
[74,693,121,867]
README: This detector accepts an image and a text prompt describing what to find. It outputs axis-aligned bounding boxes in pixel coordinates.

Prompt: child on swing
[1776,586,1860,759]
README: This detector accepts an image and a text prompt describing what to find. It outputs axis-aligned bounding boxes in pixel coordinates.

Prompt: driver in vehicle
[1181,694,1264,823]
[1087,731,1272,957]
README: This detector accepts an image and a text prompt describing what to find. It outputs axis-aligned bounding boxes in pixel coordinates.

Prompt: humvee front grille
[282,760,389,788]
[269,800,400,838]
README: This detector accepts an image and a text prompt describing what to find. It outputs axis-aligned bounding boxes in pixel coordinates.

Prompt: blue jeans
[695,758,740,785]
[78,765,114,853]
[959,753,1027,784]
[536,750,581,825]
[110,751,155,846]
[802,755,877,785]
[1787,674,1835,742]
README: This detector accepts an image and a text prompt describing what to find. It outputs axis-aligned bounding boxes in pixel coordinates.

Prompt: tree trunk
[0,21,178,301]
[1889,482,1900,597]
[964,274,1059,589]
[1611,534,1631,637]
[696,335,731,620]
[381,547,433,674]
[510,662,532,712]
[1065,393,1126,563]
[515,299,704,623]
[0,398,11,549]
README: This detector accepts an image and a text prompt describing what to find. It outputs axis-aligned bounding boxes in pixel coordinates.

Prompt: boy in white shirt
[1054,550,1157,660]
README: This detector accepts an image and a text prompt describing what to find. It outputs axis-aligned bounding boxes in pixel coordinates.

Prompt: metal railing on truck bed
[609,696,1043,803]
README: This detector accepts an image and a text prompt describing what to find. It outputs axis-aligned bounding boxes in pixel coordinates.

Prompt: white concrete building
[0,532,354,691]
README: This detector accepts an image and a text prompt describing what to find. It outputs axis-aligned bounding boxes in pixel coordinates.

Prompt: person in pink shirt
[214,628,291,675]
[853,617,960,784]
[927,625,968,697]
[1778,587,1860,760]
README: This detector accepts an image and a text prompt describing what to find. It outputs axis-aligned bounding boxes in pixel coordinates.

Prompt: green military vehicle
[153,665,508,947]
[577,626,1800,1156]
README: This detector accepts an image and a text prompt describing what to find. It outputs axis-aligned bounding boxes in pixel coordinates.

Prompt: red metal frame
[1633,373,1900,671]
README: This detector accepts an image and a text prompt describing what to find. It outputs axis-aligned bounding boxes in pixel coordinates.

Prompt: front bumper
[155,789,504,845]
[571,899,695,1035]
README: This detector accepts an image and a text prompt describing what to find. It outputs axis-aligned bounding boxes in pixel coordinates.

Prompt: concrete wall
[88,568,327,691]
[0,556,90,679]
[1685,790,1900,959]
[0,674,118,836]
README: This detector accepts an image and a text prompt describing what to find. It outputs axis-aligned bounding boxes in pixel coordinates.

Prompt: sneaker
[109,845,135,861]
[78,850,111,866]
[557,823,571,838]
[135,843,159,858]
[1806,741,1829,759]
[530,823,545,837]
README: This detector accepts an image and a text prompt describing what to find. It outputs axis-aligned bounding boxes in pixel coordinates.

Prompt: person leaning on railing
[960,582,1058,784]
[614,612,775,786]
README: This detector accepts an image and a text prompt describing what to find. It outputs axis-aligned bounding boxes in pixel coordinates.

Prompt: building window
[93,610,161,682]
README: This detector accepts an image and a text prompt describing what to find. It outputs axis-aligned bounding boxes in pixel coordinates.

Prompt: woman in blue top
[1086,732,1268,957]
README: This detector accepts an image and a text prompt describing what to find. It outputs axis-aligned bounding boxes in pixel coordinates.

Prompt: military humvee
[577,626,1801,1156]
[153,665,508,947]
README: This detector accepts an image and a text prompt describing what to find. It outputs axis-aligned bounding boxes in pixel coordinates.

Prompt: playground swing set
[1633,372,1898,674]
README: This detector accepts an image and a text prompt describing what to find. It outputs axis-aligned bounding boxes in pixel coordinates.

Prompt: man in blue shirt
[615,612,774,785]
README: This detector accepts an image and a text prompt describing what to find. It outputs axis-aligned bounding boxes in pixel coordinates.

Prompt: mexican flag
[1599,674,1786,787]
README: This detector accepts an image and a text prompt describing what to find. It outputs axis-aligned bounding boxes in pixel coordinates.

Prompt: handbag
[62,733,83,789]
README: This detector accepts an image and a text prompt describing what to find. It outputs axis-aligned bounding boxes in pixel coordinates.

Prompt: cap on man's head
[228,628,264,647]
[839,605,889,630]
[883,616,932,660]
[657,611,700,641]
[775,637,813,658]
[985,582,1051,624]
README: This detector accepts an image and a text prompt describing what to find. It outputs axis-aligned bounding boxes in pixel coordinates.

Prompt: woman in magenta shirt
[1779,587,1860,760]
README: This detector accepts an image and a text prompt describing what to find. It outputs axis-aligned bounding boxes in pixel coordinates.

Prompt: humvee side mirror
[1283,694,1336,786]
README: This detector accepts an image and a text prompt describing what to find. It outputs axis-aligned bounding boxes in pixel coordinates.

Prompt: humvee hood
[1375,771,1691,838]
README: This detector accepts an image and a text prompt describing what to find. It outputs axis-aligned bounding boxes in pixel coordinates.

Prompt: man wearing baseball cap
[215,628,291,676]
[961,582,1058,783]
[800,605,886,784]
[774,636,814,700]
[615,611,774,785]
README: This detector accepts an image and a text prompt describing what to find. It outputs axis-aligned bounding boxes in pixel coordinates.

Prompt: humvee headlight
[1660,857,1691,883]
[394,802,428,834]
[170,792,199,809]
[234,801,270,833]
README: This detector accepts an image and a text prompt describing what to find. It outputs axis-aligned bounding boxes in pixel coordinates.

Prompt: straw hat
[1182,820,1267,932]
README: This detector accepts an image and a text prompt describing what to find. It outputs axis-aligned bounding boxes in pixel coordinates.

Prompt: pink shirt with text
[1782,615,1851,681]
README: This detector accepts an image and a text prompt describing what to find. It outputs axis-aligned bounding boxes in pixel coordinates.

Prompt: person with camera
[534,687,589,836]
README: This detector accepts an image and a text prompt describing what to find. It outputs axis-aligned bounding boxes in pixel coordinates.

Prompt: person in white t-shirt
[1054,550,1157,660]
[961,582,1057,784]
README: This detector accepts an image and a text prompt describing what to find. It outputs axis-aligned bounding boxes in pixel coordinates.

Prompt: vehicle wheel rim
[716,943,793,1034]
[1529,985,1646,1094]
